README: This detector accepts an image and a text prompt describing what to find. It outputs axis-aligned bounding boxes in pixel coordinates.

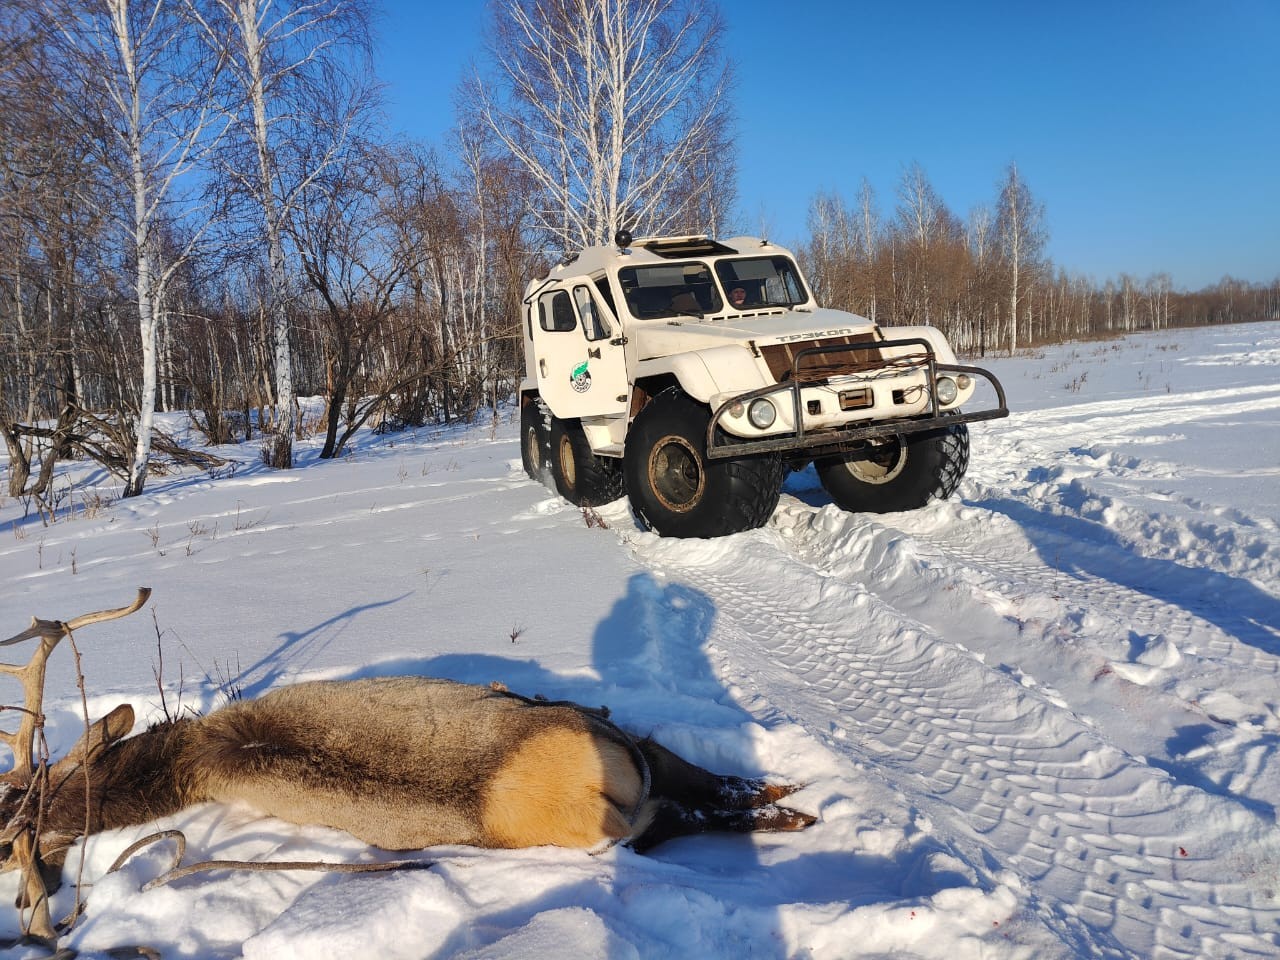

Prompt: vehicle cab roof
[544,235,791,280]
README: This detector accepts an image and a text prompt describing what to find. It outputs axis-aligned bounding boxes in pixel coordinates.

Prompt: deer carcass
[1,592,814,937]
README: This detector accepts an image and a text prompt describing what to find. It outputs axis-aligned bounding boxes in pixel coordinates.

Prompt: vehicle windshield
[618,256,808,320]
[714,256,808,310]
[618,262,722,319]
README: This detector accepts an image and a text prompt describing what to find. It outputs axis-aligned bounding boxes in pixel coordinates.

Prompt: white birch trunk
[210,0,368,464]
[995,162,1046,355]
[236,0,294,463]
[111,0,157,497]
[860,180,878,323]
[51,0,227,496]
[1009,253,1019,353]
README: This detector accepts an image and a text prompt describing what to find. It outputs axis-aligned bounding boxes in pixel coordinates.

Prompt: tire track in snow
[952,387,1280,756]
[973,388,1280,589]
[907,496,1280,693]
[631,526,1280,960]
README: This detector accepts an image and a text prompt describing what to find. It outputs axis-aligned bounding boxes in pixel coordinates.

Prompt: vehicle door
[532,283,630,420]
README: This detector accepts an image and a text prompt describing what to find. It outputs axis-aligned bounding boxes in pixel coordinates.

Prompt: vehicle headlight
[935,376,959,405]
[748,398,777,429]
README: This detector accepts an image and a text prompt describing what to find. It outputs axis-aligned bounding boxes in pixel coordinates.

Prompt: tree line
[800,162,1279,358]
[1,0,529,502]
[2,0,1275,508]
[0,0,732,503]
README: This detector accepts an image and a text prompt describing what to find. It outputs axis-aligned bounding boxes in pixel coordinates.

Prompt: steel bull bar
[705,337,1009,460]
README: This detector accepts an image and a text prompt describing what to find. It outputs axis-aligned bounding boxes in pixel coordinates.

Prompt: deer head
[0,588,150,941]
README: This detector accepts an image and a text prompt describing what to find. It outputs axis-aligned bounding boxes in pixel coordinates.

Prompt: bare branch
[475,0,735,251]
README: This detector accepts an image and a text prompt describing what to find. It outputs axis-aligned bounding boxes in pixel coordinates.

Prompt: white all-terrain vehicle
[519,232,1008,538]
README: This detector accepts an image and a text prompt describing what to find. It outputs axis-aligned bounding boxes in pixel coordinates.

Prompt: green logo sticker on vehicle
[570,360,592,393]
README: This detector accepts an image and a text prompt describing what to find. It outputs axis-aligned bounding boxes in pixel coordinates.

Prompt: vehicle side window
[574,286,611,341]
[593,276,617,316]
[539,290,577,332]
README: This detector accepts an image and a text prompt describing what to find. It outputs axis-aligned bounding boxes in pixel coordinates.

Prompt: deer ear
[99,703,136,744]
[53,703,136,775]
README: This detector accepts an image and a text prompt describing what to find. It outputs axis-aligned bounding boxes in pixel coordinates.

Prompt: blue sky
[373,1,1278,291]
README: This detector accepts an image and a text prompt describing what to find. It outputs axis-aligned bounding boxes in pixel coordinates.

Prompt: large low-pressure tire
[550,417,625,507]
[520,399,550,484]
[624,388,784,539]
[817,422,969,514]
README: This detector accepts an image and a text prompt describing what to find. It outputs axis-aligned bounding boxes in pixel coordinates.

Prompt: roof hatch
[639,236,738,259]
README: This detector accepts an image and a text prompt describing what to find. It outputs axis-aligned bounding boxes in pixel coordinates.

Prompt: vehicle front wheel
[550,417,625,507]
[624,388,783,538]
[817,422,969,514]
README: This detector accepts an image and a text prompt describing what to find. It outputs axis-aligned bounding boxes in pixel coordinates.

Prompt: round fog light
[956,374,972,390]
[727,400,745,418]
[935,376,959,405]
[747,398,777,429]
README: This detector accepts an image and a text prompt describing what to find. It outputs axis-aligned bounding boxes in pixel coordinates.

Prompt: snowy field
[1,321,1278,959]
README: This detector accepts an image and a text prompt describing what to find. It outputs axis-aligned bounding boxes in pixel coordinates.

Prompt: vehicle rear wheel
[520,399,550,484]
[817,422,969,513]
[624,388,783,538]
[550,417,625,507]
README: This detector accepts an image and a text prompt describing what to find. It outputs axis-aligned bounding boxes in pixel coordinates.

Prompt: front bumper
[705,337,1008,459]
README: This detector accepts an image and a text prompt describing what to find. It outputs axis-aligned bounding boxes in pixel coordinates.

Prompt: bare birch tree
[966,203,994,355]
[857,178,881,323]
[803,191,854,307]
[452,109,538,412]
[894,163,959,325]
[41,0,227,496]
[475,0,734,253]
[0,8,49,496]
[898,162,946,251]
[198,0,377,468]
[800,182,881,324]
[994,161,1046,352]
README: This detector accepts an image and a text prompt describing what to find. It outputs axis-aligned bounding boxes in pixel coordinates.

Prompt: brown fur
[180,678,649,849]
[482,727,643,848]
[1,676,813,882]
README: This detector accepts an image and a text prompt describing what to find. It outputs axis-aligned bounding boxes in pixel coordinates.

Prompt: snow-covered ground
[1,321,1278,959]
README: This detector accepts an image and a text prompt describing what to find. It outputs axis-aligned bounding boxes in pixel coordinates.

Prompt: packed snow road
[619,496,1278,958]
[609,327,1280,958]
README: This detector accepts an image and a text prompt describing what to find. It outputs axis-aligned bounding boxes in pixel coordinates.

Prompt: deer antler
[0,588,151,941]
[1,588,151,779]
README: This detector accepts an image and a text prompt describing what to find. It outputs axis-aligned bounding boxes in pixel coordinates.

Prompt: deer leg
[636,736,807,809]
[628,737,814,852]
[629,797,816,853]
